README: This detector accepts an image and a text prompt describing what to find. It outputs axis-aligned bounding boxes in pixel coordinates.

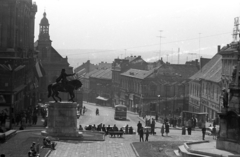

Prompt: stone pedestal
[41,101,82,139]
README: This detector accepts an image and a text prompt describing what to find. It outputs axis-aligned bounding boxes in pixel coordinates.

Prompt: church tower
[39,12,50,41]
[37,12,52,60]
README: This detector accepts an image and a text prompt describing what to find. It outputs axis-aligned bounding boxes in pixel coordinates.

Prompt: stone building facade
[0,0,38,128]
[112,56,148,107]
[189,52,222,121]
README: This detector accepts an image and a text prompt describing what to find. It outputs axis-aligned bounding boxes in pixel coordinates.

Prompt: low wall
[216,139,240,154]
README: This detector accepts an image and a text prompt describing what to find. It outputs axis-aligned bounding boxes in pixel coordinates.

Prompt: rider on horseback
[56,69,75,90]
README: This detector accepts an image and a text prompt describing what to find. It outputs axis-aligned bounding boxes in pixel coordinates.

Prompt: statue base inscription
[41,101,83,140]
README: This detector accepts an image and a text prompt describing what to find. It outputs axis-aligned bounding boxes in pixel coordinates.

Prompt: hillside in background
[57,49,214,69]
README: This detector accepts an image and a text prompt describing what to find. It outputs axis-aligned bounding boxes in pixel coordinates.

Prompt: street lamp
[158,95,160,120]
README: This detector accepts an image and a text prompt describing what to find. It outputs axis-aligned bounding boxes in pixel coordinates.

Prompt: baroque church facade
[34,12,73,102]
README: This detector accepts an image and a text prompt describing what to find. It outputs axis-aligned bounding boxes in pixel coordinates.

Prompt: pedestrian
[182,125,186,135]
[145,129,149,141]
[161,124,165,136]
[212,125,217,140]
[151,118,155,135]
[165,122,169,136]
[125,124,129,134]
[137,121,142,135]
[202,126,206,140]
[139,127,144,142]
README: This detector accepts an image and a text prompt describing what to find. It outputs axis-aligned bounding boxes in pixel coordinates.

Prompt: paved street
[48,102,215,157]
[0,102,215,157]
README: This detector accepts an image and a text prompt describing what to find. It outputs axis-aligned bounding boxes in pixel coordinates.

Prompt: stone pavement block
[49,138,136,157]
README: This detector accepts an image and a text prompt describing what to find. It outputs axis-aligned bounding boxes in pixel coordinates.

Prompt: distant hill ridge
[57,49,213,69]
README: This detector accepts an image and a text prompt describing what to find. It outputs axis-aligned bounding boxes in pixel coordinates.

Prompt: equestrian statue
[47,69,82,102]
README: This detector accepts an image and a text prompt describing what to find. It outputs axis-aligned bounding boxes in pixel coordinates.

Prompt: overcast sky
[34,0,240,65]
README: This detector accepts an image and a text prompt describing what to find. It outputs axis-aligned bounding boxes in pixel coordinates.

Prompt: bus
[114,105,127,120]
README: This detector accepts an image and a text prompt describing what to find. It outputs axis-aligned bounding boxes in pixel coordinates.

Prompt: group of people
[144,118,156,135]
[138,126,150,142]
[28,142,39,157]
[43,137,57,150]
[201,124,217,140]
[160,122,170,136]
[28,137,56,157]
[82,123,134,135]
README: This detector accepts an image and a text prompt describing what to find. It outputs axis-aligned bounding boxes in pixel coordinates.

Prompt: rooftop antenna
[156,30,165,61]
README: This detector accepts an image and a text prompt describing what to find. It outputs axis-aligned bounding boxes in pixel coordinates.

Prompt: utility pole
[125,49,127,58]
[157,30,165,61]
[178,48,180,64]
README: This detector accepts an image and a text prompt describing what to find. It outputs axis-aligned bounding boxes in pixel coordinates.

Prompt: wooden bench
[0,130,16,142]
[108,131,124,137]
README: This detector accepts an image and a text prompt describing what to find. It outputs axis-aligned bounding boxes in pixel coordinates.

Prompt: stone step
[174,149,181,156]
[178,145,212,157]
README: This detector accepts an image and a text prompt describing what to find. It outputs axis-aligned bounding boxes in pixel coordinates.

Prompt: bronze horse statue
[47,79,82,102]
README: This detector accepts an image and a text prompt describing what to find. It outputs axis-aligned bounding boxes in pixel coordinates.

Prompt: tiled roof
[76,68,86,77]
[90,69,106,78]
[84,69,99,78]
[121,68,155,79]
[164,64,199,79]
[89,69,112,80]
[95,69,112,80]
[190,53,222,83]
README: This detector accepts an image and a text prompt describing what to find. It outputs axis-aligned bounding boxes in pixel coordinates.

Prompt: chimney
[218,45,221,53]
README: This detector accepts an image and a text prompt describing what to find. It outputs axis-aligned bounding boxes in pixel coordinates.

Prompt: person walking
[139,127,144,142]
[151,118,155,135]
[137,121,142,135]
[202,126,206,140]
[145,129,149,141]
[161,124,165,136]
[212,125,217,140]
[165,122,170,136]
